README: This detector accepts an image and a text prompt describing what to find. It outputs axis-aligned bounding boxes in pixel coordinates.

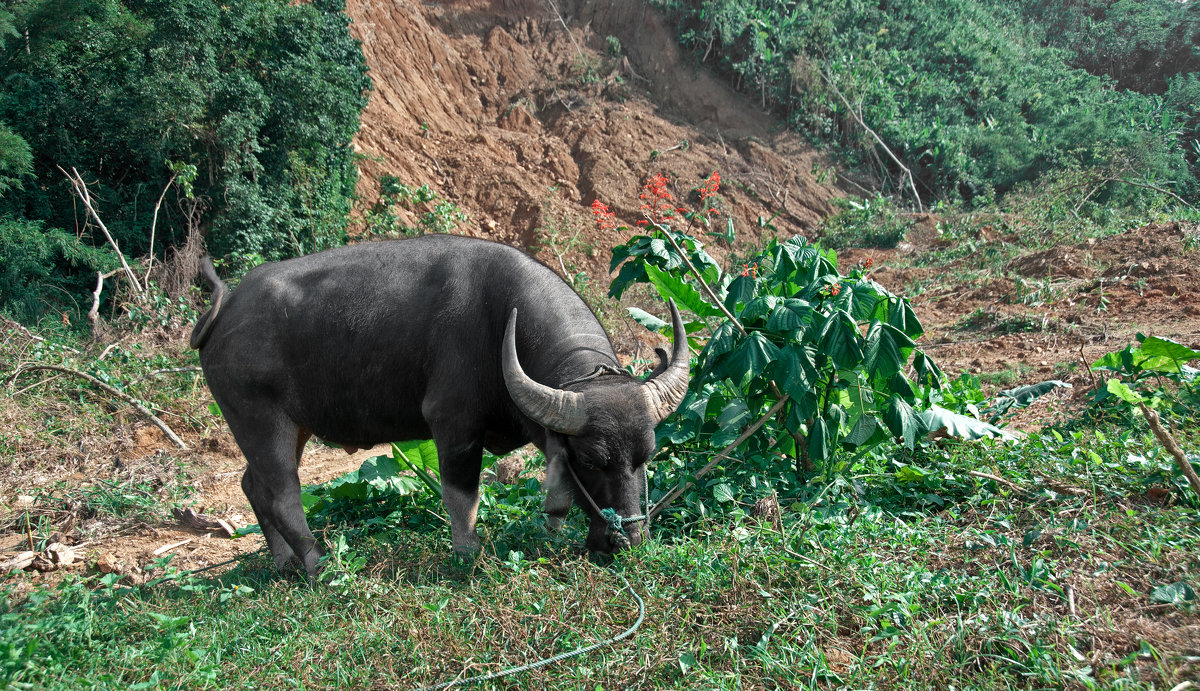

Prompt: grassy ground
[1,417,1198,689]
[2,207,1199,689]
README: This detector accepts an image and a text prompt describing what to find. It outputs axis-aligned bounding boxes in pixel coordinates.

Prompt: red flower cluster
[699,171,720,216]
[640,173,674,223]
[830,284,842,297]
[740,262,759,278]
[590,199,616,231]
[859,256,874,271]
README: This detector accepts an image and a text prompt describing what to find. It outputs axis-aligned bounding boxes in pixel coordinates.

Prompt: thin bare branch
[57,166,144,296]
[144,173,178,285]
[648,395,790,521]
[820,71,924,212]
[1141,404,1200,497]
[10,364,187,450]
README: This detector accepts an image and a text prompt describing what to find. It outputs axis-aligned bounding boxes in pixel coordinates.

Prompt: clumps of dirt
[346,0,841,278]
[1010,222,1198,284]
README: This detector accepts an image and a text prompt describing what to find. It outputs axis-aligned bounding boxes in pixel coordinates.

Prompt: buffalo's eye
[575,456,601,472]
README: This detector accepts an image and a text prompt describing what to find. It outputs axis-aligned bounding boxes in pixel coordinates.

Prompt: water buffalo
[190,235,689,578]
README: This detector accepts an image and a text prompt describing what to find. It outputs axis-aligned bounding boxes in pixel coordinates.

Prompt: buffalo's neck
[533,317,620,388]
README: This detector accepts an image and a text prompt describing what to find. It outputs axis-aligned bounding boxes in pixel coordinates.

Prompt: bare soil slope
[347,0,839,267]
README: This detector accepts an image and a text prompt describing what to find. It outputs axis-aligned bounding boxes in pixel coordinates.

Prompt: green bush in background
[0,0,369,321]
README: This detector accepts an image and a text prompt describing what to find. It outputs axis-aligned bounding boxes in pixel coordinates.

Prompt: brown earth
[347,0,839,269]
[843,220,1200,427]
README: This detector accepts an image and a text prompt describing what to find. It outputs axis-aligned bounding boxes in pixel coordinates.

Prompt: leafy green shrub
[0,216,115,322]
[360,175,468,238]
[817,195,913,249]
[0,0,369,319]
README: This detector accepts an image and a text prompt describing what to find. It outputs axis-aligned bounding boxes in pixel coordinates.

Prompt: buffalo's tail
[189,256,228,350]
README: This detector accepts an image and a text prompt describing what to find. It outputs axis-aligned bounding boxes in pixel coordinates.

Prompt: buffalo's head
[502,300,689,553]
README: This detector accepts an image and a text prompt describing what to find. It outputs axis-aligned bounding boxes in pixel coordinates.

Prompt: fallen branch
[1,316,82,353]
[126,366,203,388]
[153,537,193,556]
[10,364,187,450]
[1140,403,1200,498]
[648,396,790,521]
[143,172,179,285]
[967,469,1025,494]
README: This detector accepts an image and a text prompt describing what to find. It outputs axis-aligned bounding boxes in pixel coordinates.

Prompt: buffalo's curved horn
[642,299,690,423]
[502,309,588,435]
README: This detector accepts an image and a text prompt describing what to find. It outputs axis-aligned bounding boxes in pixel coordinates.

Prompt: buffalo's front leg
[436,437,484,554]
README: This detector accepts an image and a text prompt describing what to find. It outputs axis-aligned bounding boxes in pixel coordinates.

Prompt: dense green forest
[0,0,368,322]
[654,0,1198,210]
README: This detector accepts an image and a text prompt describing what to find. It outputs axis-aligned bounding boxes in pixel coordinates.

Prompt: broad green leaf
[1138,336,1200,373]
[765,298,813,333]
[786,392,819,430]
[863,322,915,384]
[883,395,925,449]
[701,321,738,370]
[724,274,758,312]
[1150,582,1196,605]
[920,405,1015,441]
[807,417,830,463]
[830,279,883,323]
[627,307,667,331]
[712,483,735,503]
[912,350,945,389]
[1105,378,1144,404]
[1091,345,1137,374]
[720,331,780,389]
[740,295,780,323]
[712,398,751,447]
[644,264,723,318]
[818,310,865,371]
[392,439,439,472]
[840,375,875,423]
[770,346,818,400]
[843,413,887,449]
[393,442,442,498]
[608,260,646,299]
[886,298,924,339]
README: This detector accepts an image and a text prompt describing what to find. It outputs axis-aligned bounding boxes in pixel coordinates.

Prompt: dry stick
[87,269,120,332]
[648,396,790,521]
[1140,403,1200,497]
[1,316,82,354]
[967,469,1024,494]
[544,0,585,62]
[820,71,924,212]
[58,166,143,296]
[1109,177,1196,210]
[12,364,187,450]
[143,173,179,286]
[126,366,203,388]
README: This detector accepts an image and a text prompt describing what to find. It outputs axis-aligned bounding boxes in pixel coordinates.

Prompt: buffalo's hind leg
[230,416,323,579]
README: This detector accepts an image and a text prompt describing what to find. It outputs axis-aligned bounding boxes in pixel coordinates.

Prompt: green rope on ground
[411,569,646,691]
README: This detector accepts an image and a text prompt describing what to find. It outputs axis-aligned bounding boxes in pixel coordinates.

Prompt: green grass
[2,421,1197,690]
